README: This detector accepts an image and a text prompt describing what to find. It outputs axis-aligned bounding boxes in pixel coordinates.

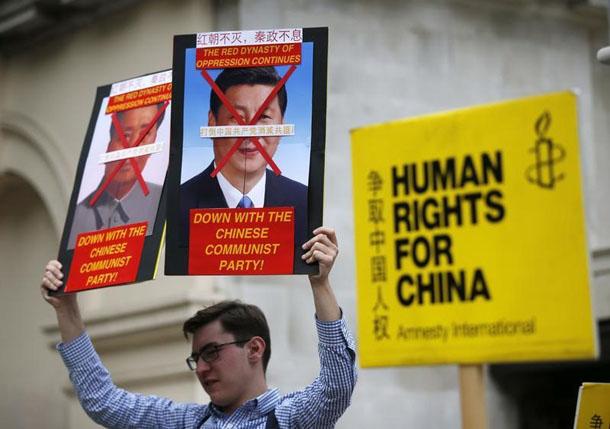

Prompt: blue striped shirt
[58,316,357,428]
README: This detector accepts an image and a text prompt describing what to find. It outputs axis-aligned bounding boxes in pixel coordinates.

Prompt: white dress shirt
[216,166,266,208]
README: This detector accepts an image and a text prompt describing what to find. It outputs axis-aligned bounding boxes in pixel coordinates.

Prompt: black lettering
[393,202,411,233]
[421,197,440,229]
[437,271,445,303]
[462,192,482,224]
[442,195,463,228]
[431,157,456,191]
[433,234,453,265]
[392,165,409,196]
[418,272,435,305]
[396,269,491,306]
[397,274,415,306]
[412,162,429,194]
[482,151,503,185]
[412,236,431,268]
[460,155,479,187]
[485,189,505,223]
[447,270,466,302]
[395,238,410,270]
[470,268,491,301]
[412,199,420,231]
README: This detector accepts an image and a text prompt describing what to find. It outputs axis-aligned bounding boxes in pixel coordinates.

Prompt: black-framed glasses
[186,339,251,370]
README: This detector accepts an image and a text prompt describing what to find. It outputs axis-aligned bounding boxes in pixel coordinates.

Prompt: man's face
[209,84,283,181]
[104,105,160,185]
[191,319,254,413]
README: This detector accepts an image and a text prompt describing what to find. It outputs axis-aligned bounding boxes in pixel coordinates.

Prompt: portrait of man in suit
[180,66,308,247]
[68,103,168,249]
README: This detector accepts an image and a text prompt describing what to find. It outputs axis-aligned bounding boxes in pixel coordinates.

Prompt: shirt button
[227,424,233,429]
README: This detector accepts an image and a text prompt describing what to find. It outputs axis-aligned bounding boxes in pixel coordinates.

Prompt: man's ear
[247,337,266,364]
[208,110,216,127]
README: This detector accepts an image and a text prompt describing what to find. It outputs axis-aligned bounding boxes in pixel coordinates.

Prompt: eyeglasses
[186,339,251,370]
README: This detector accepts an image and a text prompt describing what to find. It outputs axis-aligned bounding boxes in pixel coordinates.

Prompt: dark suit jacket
[180,162,308,251]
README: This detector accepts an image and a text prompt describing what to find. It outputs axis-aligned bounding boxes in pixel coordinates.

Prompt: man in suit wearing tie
[180,67,308,250]
[68,103,167,249]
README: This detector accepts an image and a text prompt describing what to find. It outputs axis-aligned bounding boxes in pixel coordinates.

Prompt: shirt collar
[93,183,145,228]
[255,388,280,415]
[216,165,266,208]
[206,388,280,418]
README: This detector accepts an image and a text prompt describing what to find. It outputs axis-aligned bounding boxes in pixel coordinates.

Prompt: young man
[68,103,167,249]
[41,227,356,428]
[179,67,308,247]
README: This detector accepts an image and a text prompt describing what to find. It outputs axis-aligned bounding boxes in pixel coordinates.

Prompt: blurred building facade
[1,0,609,427]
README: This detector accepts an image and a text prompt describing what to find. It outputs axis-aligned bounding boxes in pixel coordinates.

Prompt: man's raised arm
[41,260,85,343]
[301,226,342,321]
[40,260,204,428]
[284,226,356,428]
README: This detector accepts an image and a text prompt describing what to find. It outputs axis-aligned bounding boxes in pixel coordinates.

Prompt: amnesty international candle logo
[526,111,566,189]
[352,91,596,367]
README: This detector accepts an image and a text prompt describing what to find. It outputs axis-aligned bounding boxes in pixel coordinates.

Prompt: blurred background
[1,0,609,427]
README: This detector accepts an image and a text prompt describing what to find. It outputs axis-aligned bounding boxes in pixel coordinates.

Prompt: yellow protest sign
[574,383,610,429]
[351,91,596,367]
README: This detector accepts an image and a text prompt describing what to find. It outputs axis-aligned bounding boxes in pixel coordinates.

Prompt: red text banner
[106,83,172,114]
[188,207,295,275]
[65,222,147,292]
[196,43,301,69]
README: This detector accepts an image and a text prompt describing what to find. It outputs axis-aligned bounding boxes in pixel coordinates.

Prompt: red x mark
[89,101,169,206]
[200,65,297,178]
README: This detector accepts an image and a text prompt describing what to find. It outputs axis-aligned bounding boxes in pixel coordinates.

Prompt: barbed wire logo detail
[525,111,565,189]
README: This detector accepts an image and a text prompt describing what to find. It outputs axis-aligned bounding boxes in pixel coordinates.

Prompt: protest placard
[56,70,171,292]
[166,28,328,275]
[574,383,610,429]
[352,91,596,366]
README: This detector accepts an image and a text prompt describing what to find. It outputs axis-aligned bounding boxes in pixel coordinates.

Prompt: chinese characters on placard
[200,124,295,138]
[368,170,390,341]
[197,29,303,47]
[588,414,605,429]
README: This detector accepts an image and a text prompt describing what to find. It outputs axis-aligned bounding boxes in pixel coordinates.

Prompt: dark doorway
[490,320,610,428]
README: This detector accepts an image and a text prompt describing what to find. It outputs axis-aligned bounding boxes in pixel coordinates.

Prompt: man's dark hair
[183,300,272,372]
[109,103,166,139]
[210,67,288,118]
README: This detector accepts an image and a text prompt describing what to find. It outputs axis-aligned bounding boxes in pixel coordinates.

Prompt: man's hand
[302,227,341,321]
[41,260,84,343]
[302,226,339,285]
[41,260,74,309]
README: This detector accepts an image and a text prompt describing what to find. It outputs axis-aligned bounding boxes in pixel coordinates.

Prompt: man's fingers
[302,229,338,253]
[46,261,63,279]
[302,242,338,267]
[42,260,63,290]
[305,249,334,265]
[46,259,62,271]
[313,226,337,246]
[41,285,63,308]
[301,241,332,260]
[302,226,340,282]
[40,259,72,309]
[44,261,64,286]
[44,270,62,288]
[41,285,54,300]
[42,276,58,291]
